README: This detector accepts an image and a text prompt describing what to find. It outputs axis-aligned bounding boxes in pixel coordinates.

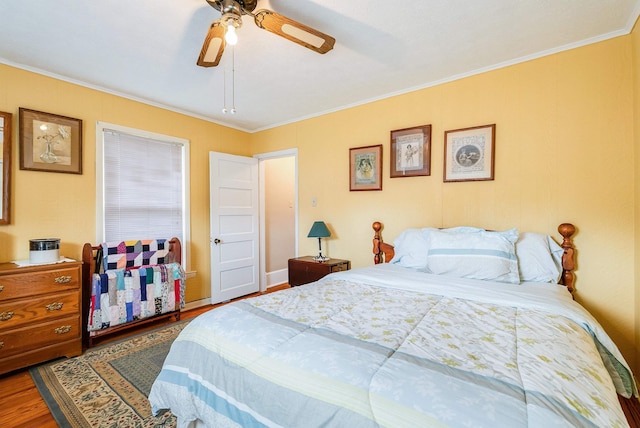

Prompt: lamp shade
[307,221,331,238]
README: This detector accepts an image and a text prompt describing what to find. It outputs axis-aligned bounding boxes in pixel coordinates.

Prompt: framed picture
[19,108,83,174]
[390,124,431,178]
[349,144,382,191]
[444,124,495,182]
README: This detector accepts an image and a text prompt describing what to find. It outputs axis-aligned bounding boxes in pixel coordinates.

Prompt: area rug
[30,319,191,428]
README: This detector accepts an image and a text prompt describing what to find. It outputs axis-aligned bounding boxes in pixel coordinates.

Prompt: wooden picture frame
[350,144,382,191]
[444,124,495,182]
[390,125,431,178]
[19,108,83,174]
[0,111,12,225]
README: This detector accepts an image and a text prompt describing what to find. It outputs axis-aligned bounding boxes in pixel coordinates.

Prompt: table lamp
[307,221,331,262]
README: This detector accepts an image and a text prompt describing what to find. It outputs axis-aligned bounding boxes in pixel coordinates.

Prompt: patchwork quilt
[102,239,171,271]
[87,239,185,332]
[88,263,185,331]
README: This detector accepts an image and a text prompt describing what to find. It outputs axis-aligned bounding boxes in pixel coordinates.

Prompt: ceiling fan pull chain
[222,45,236,114]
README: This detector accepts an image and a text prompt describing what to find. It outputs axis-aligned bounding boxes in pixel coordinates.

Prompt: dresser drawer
[0,266,80,301]
[0,290,80,330]
[0,314,80,358]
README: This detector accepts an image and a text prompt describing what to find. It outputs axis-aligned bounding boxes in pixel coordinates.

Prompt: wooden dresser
[0,261,83,375]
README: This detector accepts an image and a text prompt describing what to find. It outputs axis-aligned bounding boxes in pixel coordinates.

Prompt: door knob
[214,238,221,244]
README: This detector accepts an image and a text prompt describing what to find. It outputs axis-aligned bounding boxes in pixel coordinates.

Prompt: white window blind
[102,128,185,243]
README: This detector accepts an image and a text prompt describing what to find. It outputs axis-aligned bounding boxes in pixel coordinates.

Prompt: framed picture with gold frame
[444,124,495,182]
[349,144,382,191]
[390,124,431,178]
[19,108,83,174]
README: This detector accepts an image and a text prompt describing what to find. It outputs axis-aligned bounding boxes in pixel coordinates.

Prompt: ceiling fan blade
[197,20,226,67]
[254,10,335,54]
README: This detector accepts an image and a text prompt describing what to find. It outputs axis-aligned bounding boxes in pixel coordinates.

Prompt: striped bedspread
[149,264,636,428]
[88,262,185,332]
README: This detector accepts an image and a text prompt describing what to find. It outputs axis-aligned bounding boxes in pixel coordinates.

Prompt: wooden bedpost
[558,223,576,295]
[372,221,395,263]
[373,221,383,264]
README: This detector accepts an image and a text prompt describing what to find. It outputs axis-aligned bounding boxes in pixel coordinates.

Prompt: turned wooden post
[373,221,383,264]
[558,223,576,295]
[167,237,182,264]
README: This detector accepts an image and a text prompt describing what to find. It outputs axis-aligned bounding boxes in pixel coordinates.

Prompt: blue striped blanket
[149,264,636,427]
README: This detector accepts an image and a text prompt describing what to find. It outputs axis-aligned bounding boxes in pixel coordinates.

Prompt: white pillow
[439,226,485,234]
[389,228,432,269]
[426,228,520,284]
[516,232,564,283]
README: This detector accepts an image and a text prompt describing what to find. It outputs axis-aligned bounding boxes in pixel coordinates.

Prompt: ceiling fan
[197,0,336,67]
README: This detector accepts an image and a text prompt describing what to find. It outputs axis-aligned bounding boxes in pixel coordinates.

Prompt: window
[96,122,190,265]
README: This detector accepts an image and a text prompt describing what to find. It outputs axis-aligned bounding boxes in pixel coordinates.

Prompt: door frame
[255,148,298,292]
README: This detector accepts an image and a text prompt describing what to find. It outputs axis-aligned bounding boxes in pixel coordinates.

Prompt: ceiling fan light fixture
[198,0,335,69]
[224,17,240,45]
[224,18,238,46]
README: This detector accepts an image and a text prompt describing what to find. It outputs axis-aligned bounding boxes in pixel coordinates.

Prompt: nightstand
[288,256,351,287]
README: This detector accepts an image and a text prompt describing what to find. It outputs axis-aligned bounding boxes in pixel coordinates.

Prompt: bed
[149,222,638,427]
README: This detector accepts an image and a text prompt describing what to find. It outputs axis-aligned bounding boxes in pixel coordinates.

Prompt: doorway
[257,149,297,291]
[209,149,297,301]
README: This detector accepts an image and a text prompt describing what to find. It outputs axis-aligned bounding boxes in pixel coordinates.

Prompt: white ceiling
[1,1,639,132]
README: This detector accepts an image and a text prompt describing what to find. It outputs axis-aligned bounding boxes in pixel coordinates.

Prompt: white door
[210,152,260,304]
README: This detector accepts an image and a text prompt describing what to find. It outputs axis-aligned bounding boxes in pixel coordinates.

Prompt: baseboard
[267,268,288,288]
[183,272,287,311]
[183,298,211,311]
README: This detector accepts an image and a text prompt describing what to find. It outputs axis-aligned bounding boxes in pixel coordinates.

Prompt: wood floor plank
[0,370,33,398]
[620,396,640,428]
[0,383,54,426]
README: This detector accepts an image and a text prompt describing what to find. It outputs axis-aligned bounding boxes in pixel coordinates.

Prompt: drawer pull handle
[54,275,72,284]
[0,311,13,321]
[54,325,72,335]
[0,285,3,292]
[0,341,3,349]
[46,302,64,311]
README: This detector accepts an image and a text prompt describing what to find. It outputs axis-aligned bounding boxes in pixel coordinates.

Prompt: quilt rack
[81,238,184,348]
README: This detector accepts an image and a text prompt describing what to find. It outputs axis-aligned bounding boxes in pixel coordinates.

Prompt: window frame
[95,121,190,268]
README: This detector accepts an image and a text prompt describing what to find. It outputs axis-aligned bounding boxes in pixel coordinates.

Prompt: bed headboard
[372,222,577,294]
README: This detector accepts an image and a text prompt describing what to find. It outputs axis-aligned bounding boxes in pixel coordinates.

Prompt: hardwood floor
[1,281,639,428]
[621,395,640,428]
[0,284,289,428]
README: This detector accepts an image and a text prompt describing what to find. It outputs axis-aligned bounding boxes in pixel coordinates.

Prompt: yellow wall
[251,35,639,372]
[0,63,251,303]
[264,156,295,272]
[1,25,638,375]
